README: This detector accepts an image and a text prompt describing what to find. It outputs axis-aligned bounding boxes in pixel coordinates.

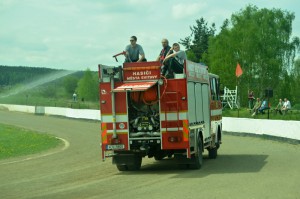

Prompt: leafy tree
[77,68,99,101]
[290,58,300,106]
[208,19,236,89]
[208,5,299,106]
[63,75,79,96]
[180,17,216,64]
[40,84,57,98]
[292,58,300,77]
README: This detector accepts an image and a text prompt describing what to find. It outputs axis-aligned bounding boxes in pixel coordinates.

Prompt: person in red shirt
[248,90,255,109]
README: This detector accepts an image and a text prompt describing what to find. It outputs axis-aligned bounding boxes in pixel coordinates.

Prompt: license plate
[106,144,125,150]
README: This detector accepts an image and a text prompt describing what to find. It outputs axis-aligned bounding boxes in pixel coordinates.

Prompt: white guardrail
[0,104,299,141]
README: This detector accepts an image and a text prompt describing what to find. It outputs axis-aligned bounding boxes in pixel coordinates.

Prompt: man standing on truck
[124,36,146,62]
[161,43,187,78]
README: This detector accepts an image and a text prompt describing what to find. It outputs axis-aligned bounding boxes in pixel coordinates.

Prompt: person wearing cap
[124,36,146,62]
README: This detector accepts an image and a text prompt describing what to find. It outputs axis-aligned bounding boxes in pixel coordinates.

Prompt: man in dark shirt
[156,38,171,63]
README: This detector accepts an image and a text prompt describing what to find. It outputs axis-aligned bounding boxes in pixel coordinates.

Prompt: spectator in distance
[252,98,261,116]
[274,98,283,115]
[281,98,291,114]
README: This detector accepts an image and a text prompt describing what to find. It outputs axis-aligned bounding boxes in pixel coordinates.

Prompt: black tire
[154,152,165,161]
[190,136,203,169]
[208,147,218,159]
[127,156,142,171]
[178,164,188,170]
[116,164,128,171]
[216,132,221,149]
[216,142,220,149]
[154,156,163,161]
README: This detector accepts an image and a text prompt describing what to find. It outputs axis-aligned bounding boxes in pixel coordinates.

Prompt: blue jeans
[259,107,269,114]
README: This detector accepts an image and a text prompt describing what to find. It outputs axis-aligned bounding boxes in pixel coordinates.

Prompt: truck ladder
[164,91,180,132]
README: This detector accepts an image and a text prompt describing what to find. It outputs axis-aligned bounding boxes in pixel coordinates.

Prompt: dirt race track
[0,110,300,199]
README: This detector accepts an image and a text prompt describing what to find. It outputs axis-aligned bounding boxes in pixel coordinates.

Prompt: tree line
[0,65,99,102]
[180,5,300,108]
[0,65,58,86]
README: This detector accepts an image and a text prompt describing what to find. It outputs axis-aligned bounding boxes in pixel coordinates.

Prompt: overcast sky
[1,0,299,71]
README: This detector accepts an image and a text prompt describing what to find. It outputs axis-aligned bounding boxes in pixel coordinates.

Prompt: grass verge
[0,123,62,160]
[0,94,99,109]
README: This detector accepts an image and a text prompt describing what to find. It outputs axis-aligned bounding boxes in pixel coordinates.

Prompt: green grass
[222,108,300,121]
[0,94,99,109]
[0,123,62,160]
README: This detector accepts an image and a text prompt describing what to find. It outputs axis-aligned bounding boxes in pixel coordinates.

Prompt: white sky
[1,0,299,71]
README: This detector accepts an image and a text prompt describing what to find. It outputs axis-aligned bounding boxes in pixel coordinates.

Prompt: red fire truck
[98,59,222,171]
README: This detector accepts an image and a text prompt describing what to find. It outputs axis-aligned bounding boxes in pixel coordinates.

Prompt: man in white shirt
[281,98,291,114]
[161,43,187,78]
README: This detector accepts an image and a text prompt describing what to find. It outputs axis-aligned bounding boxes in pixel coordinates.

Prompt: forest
[180,5,300,109]
[0,65,58,86]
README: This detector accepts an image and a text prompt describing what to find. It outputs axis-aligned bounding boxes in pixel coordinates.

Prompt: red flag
[235,63,243,77]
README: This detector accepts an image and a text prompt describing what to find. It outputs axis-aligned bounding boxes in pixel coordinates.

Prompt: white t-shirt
[283,100,291,109]
[174,50,187,65]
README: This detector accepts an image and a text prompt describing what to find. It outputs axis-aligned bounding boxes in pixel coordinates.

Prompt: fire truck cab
[98,60,222,171]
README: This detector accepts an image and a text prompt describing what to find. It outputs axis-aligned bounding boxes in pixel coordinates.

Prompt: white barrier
[0,104,35,113]
[0,104,100,121]
[0,104,299,140]
[222,117,300,141]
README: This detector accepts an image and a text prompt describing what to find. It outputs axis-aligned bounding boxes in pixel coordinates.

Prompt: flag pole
[237,76,239,117]
[235,63,243,117]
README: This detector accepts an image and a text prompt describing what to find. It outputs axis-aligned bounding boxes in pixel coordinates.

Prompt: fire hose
[112,51,132,62]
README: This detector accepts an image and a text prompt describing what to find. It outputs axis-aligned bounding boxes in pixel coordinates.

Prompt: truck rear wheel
[154,151,166,161]
[190,136,203,169]
[116,164,128,171]
[127,156,142,171]
[116,156,142,171]
[114,154,142,171]
[178,164,189,169]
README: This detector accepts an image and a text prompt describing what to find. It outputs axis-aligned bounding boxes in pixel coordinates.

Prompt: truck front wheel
[190,136,203,169]
[208,147,218,159]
